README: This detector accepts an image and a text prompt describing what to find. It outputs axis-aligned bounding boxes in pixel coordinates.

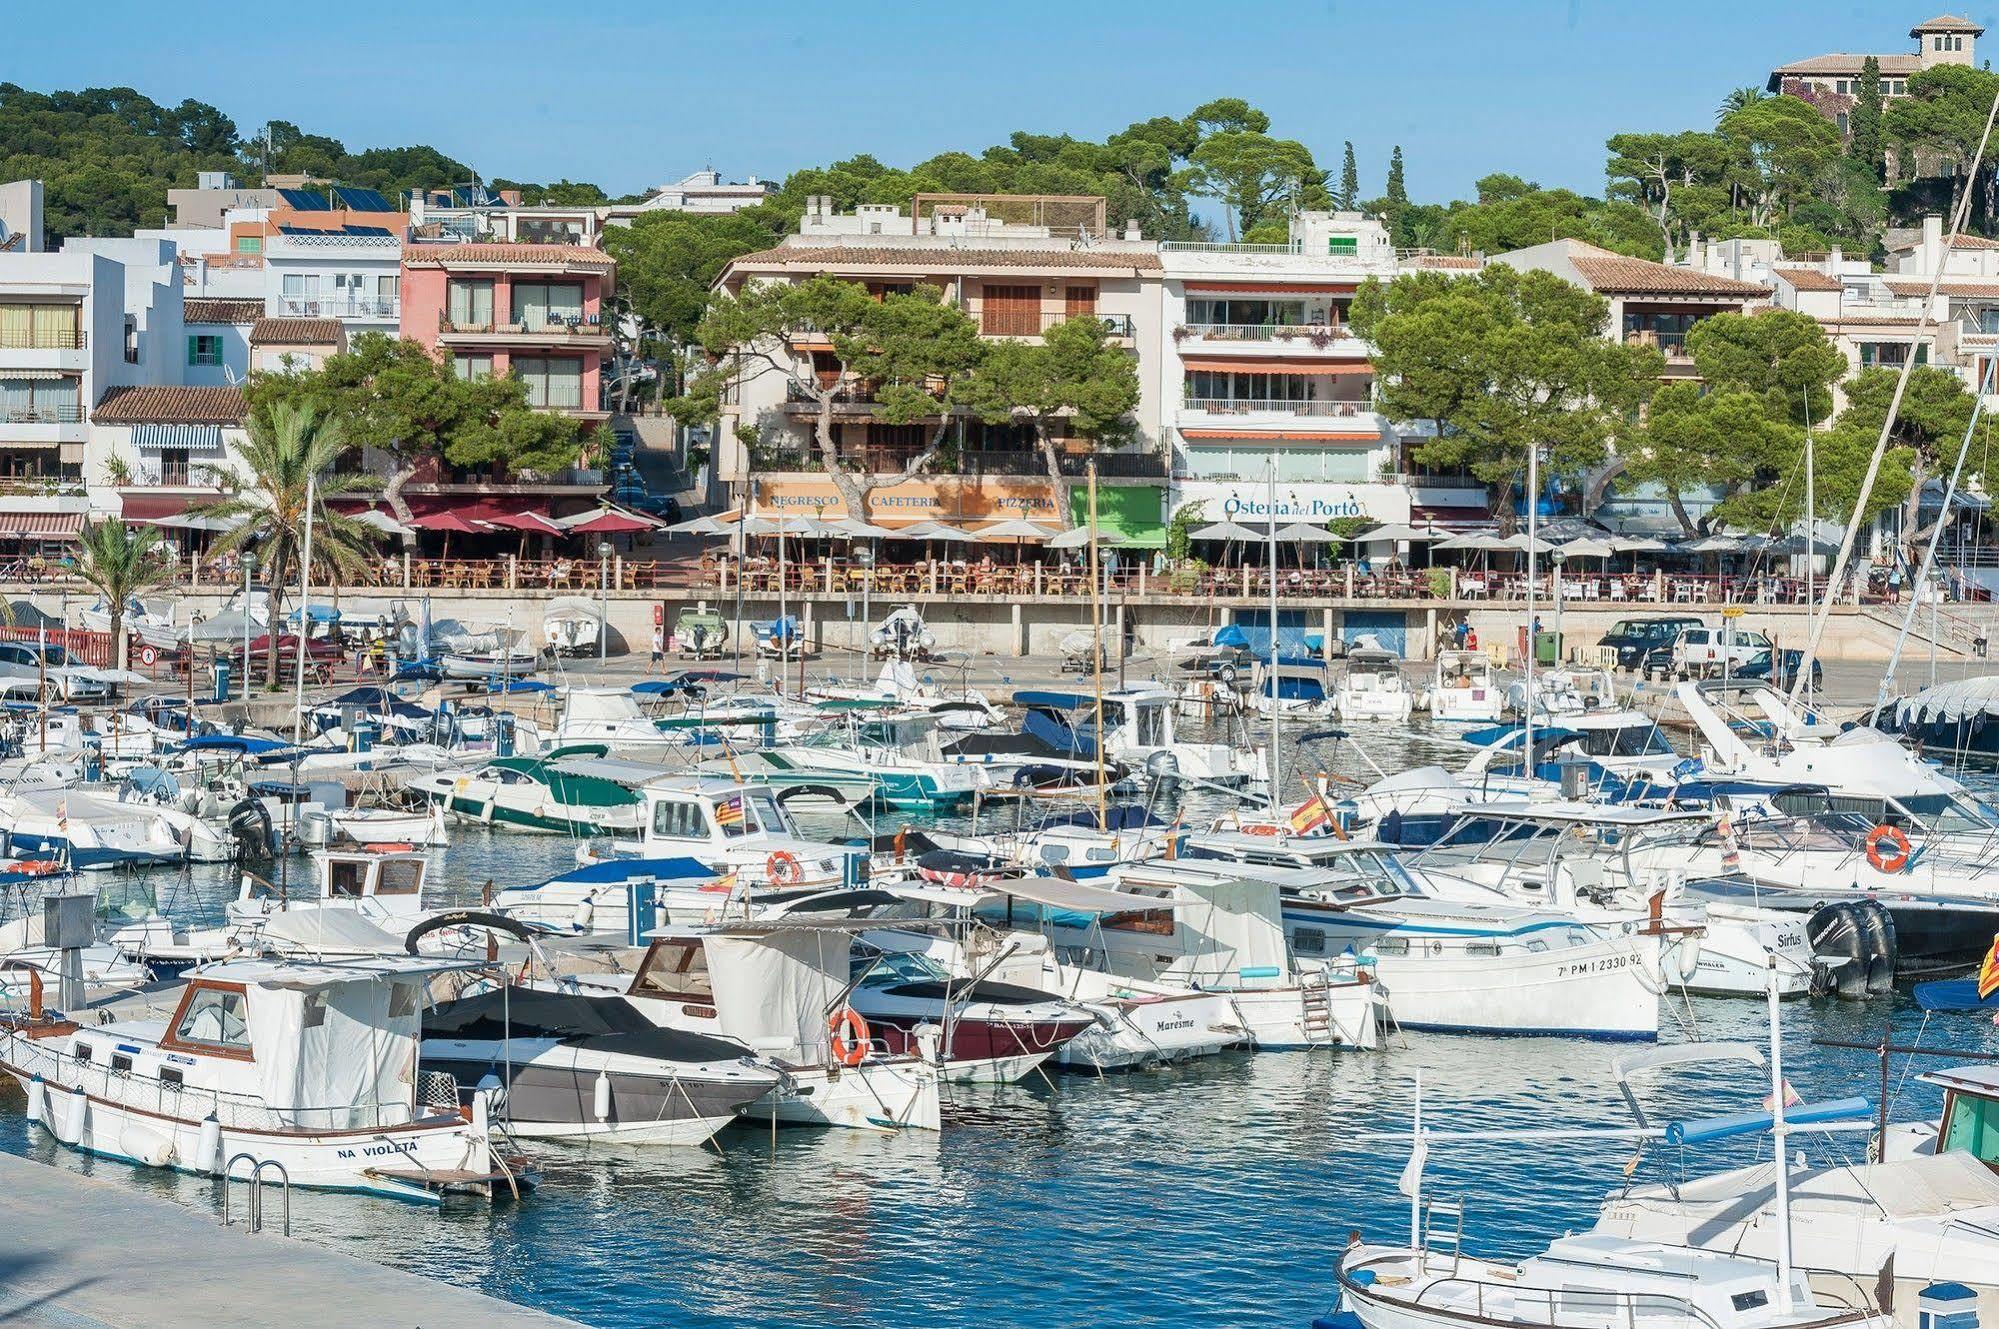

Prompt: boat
[1246,660,1336,718]
[552,687,683,753]
[759,708,991,811]
[673,605,729,660]
[0,956,528,1199]
[970,687,1267,788]
[541,596,604,657]
[0,785,191,869]
[1336,648,1413,722]
[1421,649,1503,724]
[869,604,936,660]
[405,752,644,836]
[299,803,448,849]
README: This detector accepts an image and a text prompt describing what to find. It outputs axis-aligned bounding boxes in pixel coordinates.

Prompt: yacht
[1421,649,1504,724]
[405,751,644,835]
[1337,648,1413,722]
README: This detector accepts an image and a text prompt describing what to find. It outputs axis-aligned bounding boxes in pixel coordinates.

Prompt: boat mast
[1765,955,1796,1314]
[1087,460,1106,828]
[1523,445,1537,768]
[1268,449,1282,810]
[1803,390,1814,706]
[292,470,316,744]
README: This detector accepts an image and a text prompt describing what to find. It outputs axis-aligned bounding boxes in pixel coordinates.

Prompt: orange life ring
[14,859,59,877]
[765,850,803,886]
[1242,823,1281,837]
[363,842,415,854]
[829,1006,870,1066]
[137,644,160,668]
[1865,823,1912,874]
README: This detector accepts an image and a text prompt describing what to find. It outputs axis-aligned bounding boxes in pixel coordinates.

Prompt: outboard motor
[1806,900,1898,1000]
[227,798,276,862]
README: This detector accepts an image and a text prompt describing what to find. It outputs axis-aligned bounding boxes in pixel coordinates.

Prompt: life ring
[1242,823,1281,837]
[14,859,60,877]
[765,850,803,886]
[829,1006,870,1066]
[362,842,415,854]
[1865,824,1912,874]
[137,644,159,668]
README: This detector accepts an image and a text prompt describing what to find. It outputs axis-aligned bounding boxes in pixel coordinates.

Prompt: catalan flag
[715,794,746,828]
[1978,934,1999,1001]
[1289,794,1331,837]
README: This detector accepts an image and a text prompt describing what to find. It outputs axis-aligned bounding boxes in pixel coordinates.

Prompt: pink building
[399,243,616,421]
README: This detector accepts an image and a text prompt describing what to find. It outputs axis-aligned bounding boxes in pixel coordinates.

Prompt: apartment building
[611,169,774,221]
[710,195,1166,533]
[91,385,250,522]
[1767,13,1981,134]
[409,186,603,247]
[1160,211,1486,531]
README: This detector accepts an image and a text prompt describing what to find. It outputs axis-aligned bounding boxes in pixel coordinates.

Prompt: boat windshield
[1733,814,1871,853]
[854,948,949,986]
[748,791,792,837]
[1308,847,1425,901]
[1895,792,1999,835]
[1575,723,1675,758]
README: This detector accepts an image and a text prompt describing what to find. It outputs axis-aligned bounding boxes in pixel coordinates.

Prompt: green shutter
[1327,236,1358,256]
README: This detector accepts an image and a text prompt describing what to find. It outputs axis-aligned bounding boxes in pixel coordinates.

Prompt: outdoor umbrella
[975,518,1059,540]
[487,510,567,537]
[665,512,739,536]
[1046,526,1095,549]
[1759,534,1840,557]
[1352,522,1444,543]
[1433,531,1503,552]
[1190,520,1265,542]
[564,508,660,536]
[1495,531,1556,555]
[408,510,487,533]
[740,515,823,538]
[1609,534,1670,553]
[1559,537,1617,559]
[351,510,415,539]
[829,518,896,539]
[1276,522,1342,544]
[148,511,245,533]
[1678,533,1745,553]
[895,520,976,542]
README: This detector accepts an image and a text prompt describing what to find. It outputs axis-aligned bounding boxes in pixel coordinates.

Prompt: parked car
[1667,623,1775,678]
[1598,616,1703,671]
[1737,647,1823,690]
[0,640,111,700]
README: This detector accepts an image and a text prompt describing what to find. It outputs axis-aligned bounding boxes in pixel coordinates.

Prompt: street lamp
[241,551,258,692]
[597,540,613,663]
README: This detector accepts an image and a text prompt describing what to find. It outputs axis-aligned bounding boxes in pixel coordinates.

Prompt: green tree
[1350,265,1661,532]
[1718,96,1843,229]
[1836,365,1977,542]
[600,209,781,352]
[1186,130,1326,240]
[1187,98,1271,137]
[1850,56,1886,176]
[195,403,379,685]
[1386,146,1409,211]
[1885,64,1999,224]
[1716,87,1767,124]
[1445,175,1661,257]
[1622,383,1797,535]
[1605,131,1733,261]
[678,277,988,516]
[241,334,588,523]
[957,317,1140,523]
[73,519,175,670]
[1337,141,1359,210]
[1680,308,1847,425]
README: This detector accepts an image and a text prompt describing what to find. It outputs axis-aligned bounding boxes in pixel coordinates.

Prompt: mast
[1087,460,1106,828]
[292,470,316,744]
[1267,449,1282,810]
[1804,394,1814,706]
[1766,956,1796,1313]
[1523,444,1537,768]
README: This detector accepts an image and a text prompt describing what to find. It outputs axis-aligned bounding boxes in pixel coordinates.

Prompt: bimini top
[194,954,474,990]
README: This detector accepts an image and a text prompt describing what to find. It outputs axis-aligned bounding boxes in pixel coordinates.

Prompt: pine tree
[1850,55,1885,179]
[1386,145,1409,211]
[1338,141,1359,210]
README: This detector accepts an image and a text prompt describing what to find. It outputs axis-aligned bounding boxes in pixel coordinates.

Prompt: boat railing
[3,1032,451,1134]
[1404,1275,1731,1329]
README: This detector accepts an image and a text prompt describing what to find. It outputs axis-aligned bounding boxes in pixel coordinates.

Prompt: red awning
[119,493,196,521]
[1182,282,1358,294]
[1180,357,1372,374]
[0,511,84,540]
[565,509,658,535]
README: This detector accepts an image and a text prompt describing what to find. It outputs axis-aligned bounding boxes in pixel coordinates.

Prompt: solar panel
[341,225,393,237]
[278,188,331,212]
[333,186,393,212]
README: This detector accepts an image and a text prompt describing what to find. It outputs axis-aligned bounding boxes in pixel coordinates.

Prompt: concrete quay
[0,1152,582,1328]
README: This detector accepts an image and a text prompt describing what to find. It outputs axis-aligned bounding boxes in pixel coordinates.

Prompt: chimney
[1124,219,1141,241]
[1829,245,1844,270]
[1925,213,1944,266]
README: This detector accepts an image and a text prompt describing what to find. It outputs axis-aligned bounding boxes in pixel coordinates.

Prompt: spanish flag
[1978,934,1999,1001]
[1289,794,1331,836]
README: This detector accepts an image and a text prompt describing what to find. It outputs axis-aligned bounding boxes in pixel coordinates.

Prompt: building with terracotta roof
[249,317,346,372]
[88,385,251,526]
[1766,14,1982,135]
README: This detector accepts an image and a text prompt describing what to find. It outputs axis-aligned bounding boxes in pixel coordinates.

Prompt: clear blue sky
[1,0,1981,210]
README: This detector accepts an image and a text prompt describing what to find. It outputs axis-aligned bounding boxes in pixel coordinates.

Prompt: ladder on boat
[1418,1197,1465,1276]
[221,1154,291,1236]
[1299,967,1337,1046]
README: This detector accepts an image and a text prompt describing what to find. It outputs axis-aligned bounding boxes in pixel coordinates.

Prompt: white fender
[118,1122,176,1168]
[23,1075,44,1125]
[60,1084,89,1147]
[592,1070,612,1122]
[196,1114,222,1174]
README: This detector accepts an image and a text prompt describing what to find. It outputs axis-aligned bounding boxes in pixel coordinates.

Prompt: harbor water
[2,720,1994,1328]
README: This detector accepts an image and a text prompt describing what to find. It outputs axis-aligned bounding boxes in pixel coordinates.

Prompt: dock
[0,1152,584,1329]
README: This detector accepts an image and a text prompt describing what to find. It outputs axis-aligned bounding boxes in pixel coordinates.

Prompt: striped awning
[1180,358,1372,374]
[2,369,67,381]
[0,511,83,539]
[1182,282,1358,294]
[133,422,224,454]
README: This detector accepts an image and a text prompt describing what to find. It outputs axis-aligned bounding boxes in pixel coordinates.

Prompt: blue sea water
[2,723,1996,1328]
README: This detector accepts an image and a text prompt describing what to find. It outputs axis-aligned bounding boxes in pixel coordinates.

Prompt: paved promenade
[0,1153,582,1329]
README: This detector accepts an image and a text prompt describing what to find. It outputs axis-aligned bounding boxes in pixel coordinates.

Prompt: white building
[614,169,773,219]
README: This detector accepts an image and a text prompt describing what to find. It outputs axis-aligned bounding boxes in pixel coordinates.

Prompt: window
[377,274,400,301]
[187,334,224,367]
[159,1067,183,1087]
[651,799,708,840]
[73,1041,91,1063]
[714,792,756,838]
[1942,1090,1999,1163]
[123,315,137,364]
[1293,927,1326,954]
[235,234,262,254]
[282,273,320,297]
[0,377,81,423]
[512,282,585,329]
[388,983,419,1019]
[1327,235,1359,256]
[327,860,367,898]
[514,356,584,409]
[171,985,251,1053]
[632,940,713,1001]
[0,303,81,349]
[1102,907,1174,935]
[1731,1292,1771,1313]
[447,280,494,330]
[158,448,190,486]
[452,354,494,382]
[981,284,1041,336]
[377,860,422,895]
[1064,285,1098,319]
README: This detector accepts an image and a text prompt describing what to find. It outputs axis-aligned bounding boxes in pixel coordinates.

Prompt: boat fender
[592,1070,612,1123]
[119,1122,175,1168]
[61,1084,89,1147]
[829,1007,871,1066]
[1857,900,1898,996]
[196,1113,222,1174]
[23,1075,43,1125]
[910,1021,943,1066]
[1670,934,1701,984]
[572,897,595,932]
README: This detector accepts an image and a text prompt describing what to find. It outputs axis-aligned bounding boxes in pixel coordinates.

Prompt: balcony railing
[281,296,400,319]
[1182,397,1373,417]
[1181,321,1353,344]
[439,311,606,337]
[0,403,83,424]
[982,310,1136,339]
[0,328,85,350]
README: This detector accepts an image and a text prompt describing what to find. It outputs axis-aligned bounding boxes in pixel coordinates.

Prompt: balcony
[0,329,85,350]
[0,403,83,425]
[437,311,611,346]
[280,296,401,321]
[980,309,1136,341]
[1181,397,1376,419]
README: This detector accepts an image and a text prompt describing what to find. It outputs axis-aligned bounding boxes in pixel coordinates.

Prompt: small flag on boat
[715,794,746,828]
[1978,934,1999,1001]
[1761,1079,1802,1112]
[1289,794,1330,836]
[1396,1135,1428,1197]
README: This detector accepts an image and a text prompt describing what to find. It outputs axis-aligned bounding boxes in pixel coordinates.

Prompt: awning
[1179,429,1380,442]
[119,493,195,521]
[409,510,486,533]
[1069,485,1165,549]
[1181,282,1358,295]
[562,507,660,534]
[1180,357,1372,374]
[486,510,567,536]
[0,511,83,540]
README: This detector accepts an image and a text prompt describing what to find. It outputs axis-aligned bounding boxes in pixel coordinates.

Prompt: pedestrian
[650,622,665,669]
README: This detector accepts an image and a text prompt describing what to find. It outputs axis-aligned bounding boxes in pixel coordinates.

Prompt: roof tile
[1882,278,1999,298]
[250,316,342,344]
[1771,54,1923,77]
[728,245,1163,273]
[92,386,246,425]
[1773,267,1843,292]
[184,298,263,325]
[1570,251,1769,297]
[403,243,613,269]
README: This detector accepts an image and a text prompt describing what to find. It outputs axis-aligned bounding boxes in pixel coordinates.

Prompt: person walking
[650,622,666,670]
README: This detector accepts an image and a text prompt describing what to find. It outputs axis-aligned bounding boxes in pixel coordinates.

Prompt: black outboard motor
[227,798,276,862]
[1806,899,1898,999]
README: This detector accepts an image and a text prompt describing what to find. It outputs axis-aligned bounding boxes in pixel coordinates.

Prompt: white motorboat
[298,803,448,849]
[552,687,680,753]
[541,596,605,656]
[1422,649,1503,723]
[405,752,644,836]
[0,785,191,870]
[0,956,525,1199]
[1337,648,1413,722]
[1246,661,1336,718]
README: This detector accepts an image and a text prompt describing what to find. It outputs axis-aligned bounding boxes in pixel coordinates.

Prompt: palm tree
[1717,86,1767,124]
[73,519,175,671]
[195,402,379,687]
